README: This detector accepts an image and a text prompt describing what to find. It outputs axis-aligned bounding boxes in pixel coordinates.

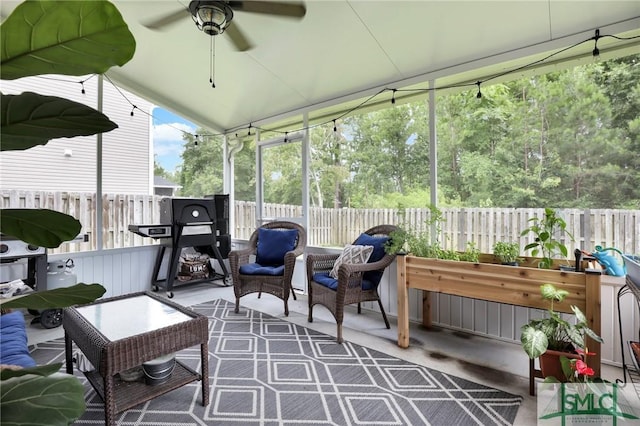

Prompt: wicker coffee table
[63,291,209,425]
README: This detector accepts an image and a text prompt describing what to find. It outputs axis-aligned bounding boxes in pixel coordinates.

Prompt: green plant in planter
[493,241,520,265]
[520,284,603,360]
[0,1,135,424]
[385,206,481,263]
[385,205,442,257]
[384,227,409,255]
[457,242,480,262]
[520,208,574,269]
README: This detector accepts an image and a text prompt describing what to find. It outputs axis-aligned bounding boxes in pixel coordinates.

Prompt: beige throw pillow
[329,244,374,279]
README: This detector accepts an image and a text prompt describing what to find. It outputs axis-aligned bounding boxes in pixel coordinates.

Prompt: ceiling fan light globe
[202,23,222,36]
[190,1,233,35]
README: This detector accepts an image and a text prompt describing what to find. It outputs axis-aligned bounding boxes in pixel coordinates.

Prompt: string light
[130,105,137,116]
[194,135,199,146]
[333,120,337,133]
[75,28,639,144]
[80,81,86,94]
[592,29,601,61]
[284,132,288,143]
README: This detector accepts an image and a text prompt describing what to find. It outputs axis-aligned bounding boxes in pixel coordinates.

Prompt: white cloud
[153,122,194,143]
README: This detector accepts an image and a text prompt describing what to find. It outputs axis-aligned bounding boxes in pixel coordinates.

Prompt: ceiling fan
[143,1,307,52]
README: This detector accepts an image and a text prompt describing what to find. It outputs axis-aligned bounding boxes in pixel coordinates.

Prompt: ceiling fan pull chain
[210,35,216,89]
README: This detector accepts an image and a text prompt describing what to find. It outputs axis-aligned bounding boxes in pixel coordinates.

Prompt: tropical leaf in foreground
[0,0,135,80]
[0,209,81,248]
[0,93,118,151]
[0,374,85,426]
[0,284,106,309]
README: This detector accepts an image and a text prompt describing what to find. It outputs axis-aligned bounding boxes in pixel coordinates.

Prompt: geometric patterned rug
[29,299,523,425]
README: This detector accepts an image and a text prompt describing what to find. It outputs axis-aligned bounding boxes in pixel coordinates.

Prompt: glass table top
[74,295,193,341]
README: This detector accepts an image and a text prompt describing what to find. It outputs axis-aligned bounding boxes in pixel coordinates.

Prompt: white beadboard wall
[50,245,637,367]
[49,246,158,299]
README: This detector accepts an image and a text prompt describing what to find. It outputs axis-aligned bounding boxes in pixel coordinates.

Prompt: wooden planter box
[395,253,603,393]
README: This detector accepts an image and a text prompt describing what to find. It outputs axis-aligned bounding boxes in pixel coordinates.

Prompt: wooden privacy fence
[1,191,639,255]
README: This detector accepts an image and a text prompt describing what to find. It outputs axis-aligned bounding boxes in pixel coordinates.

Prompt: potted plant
[1,0,134,424]
[520,283,603,381]
[492,241,520,265]
[520,208,575,269]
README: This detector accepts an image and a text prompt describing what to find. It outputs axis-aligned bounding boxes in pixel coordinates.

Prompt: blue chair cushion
[255,228,298,266]
[0,311,36,368]
[312,272,376,291]
[354,233,390,285]
[354,233,389,263]
[240,262,285,276]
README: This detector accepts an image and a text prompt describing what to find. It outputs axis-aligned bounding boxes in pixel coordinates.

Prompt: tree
[309,122,350,208]
[344,104,425,207]
[179,131,224,197]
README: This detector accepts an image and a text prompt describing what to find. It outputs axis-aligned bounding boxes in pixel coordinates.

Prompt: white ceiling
[3,1,640,134]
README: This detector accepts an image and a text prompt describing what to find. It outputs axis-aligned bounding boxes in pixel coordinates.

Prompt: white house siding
[101,82,153,194]
[0,76,153,194]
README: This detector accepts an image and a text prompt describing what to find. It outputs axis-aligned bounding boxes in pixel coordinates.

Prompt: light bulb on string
[391,89,397,105]
[333,120,337,133]
[476,81,482,99]
[284,132,288,143]
[80,81,86,94]
[194,134,199,146]
[592,29,601,62]
[248,123,252,136]
[130,105,137,116]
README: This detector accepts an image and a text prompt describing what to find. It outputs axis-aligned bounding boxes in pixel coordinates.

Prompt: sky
[152,107,197,173]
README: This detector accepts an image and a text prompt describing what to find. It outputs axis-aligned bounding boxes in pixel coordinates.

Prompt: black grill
[129,197,231,298]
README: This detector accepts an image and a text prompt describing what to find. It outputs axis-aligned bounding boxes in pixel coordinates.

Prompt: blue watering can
[591,245,627,276]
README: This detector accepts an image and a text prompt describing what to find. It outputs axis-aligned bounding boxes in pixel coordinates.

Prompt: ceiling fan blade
[142,7,190,30]
[225,22,254,51]
[228,1,306,19]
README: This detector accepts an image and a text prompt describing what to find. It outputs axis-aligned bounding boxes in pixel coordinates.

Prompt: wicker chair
[307,224,398,343]
[229,221,307,316]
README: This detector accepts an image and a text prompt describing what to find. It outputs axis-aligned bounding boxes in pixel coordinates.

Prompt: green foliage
[179,132,224,197]
[520,207,574,268]
[386,205,479,262]
[234,138,257,202]
[1,284,106,310]
[0,209,81,249]
[520,284,603,359]
[177,55,640,210]
[1,374,87,426]
[1,92,118,151]
[263,143,303,205]
[0,363,62,381]
[154,156,178,183]
[458,242,480,263]
[0,1,131,424]
[0,0,135,80]
[384,227,410,255]
[493,241,520,264]
[0,0,135,247]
